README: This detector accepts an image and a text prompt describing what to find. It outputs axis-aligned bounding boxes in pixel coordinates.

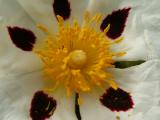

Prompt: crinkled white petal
[88,0,160,60]
[87,0,122,16]
[140,0,160,59]
[17,0,90,32]
[50,89,77,120]
[17,0,58,33]
[69,0,90,24]
[111,60,160,115]
[0,71,76,120]
[120,0,160,60]
[112,33,150,61]
[80,60,160,120]
[143,30,160,59]
[142,106,160,120]
[0,71,44,120]
[125,106,160,120]
[110,60,160,91]
[0,0,42,75]
[80,91,116,120]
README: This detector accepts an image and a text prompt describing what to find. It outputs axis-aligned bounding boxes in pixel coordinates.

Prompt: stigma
[33,12,125,96]
[68,50,87,69]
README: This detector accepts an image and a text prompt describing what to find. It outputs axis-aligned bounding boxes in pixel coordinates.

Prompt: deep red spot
[100,8,131,39]
[53,0,71,20]
[100,87,134,112]
[30,91,57,120]
[7,26,36,51]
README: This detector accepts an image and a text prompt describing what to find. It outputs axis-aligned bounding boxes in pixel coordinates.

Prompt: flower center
[68,50,87,69]
[33,13,125,96]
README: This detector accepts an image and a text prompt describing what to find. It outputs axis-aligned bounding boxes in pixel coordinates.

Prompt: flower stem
[75,93,81,120]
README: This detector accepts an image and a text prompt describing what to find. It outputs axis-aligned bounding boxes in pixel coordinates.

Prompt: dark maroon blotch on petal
[30,91,57,120]
[7,26,36,51]
[53,0,71,20]
[100,87,134,112]
[100,8,131,39]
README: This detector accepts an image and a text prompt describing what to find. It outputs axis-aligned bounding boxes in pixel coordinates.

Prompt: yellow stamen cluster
[34,12,125,96]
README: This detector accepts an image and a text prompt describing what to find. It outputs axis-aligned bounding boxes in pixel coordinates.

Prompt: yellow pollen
[33,12,125,96]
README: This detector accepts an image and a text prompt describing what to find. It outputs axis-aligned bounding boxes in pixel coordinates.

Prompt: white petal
[120,0,160,60]
[80,90,133,120]
[80,60,160,120]
[87,0,122,16]
[88,0,160,60]
[130,60,160,117]
[0,0,42,75]
[17,0,90,32]
[0,71,76,120]
[17,0,58,32]
[0,71,44,120]
[143,106,160,120]
[110,60,160,91]
[50,89,77,120]
[80,91,115,120]
[87,0,149,61]
[112,34,150,61]
[69,0,90,24]
[119,0,160,38]
[142,30,160,60]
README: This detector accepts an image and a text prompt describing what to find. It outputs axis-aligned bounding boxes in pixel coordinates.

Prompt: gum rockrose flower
[0,0,160,120]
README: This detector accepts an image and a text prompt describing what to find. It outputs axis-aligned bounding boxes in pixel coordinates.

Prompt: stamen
[33,12,125,96]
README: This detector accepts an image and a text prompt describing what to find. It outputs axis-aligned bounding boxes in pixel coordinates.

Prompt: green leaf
[114,60,146,69]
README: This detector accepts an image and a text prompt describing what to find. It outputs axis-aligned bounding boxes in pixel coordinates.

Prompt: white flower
[0,0,160,120]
